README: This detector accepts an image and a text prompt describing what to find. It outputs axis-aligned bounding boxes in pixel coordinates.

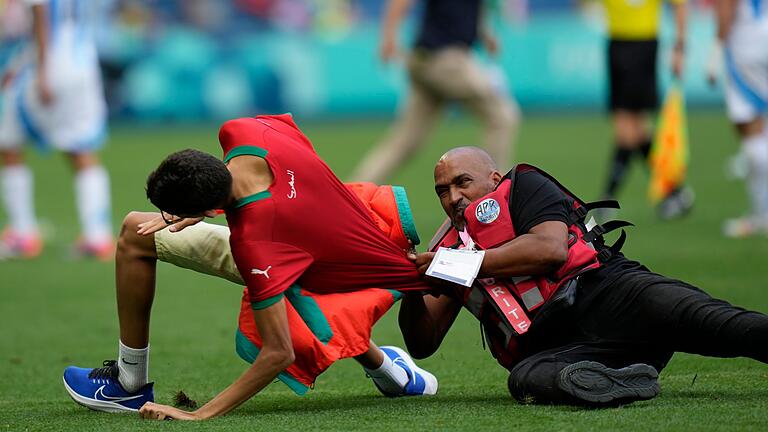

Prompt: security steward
[404,146,768,406]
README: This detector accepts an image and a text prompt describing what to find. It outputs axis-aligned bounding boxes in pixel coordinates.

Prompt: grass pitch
[1,111,767,431]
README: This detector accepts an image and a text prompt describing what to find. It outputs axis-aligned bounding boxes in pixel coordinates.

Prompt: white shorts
[154,221,243,286]
[0,84,25,148]
[724,26,768,124]
[0,26,107,152]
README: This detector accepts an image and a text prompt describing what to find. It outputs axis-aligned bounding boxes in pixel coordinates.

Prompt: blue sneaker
[63,360,154,413]
[377,346,438,396]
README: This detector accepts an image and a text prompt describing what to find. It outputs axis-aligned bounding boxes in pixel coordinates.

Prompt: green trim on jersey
[387,289,404,302]
[250,292,284,310]
[223,145,268,163]
[285,284,333,344]
[392,186,420,246]
[236,191,272,208]
[235,329,309,395]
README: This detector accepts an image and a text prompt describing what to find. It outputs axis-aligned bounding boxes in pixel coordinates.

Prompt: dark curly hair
[146,149,232,216]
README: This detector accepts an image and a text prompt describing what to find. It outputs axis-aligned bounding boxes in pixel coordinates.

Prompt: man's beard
[451,204,468,230]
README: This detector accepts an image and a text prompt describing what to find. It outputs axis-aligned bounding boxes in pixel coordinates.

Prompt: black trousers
[507,268,768,404]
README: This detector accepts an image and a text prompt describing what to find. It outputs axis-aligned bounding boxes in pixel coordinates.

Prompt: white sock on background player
[1,164,38,235]
[117,341,149,393]
[75,165,113,244]
[743,133,768,218]
[365,352,409,394]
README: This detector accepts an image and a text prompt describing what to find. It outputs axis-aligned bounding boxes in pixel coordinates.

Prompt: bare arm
[30,4,53,105]
[479,3,499,57]
[380,0,413,63]
[139,298,294,420]
[715,0,739,41]
[401,221,566,356]
[398,292,462,359]
[671,2,687,79]
[412,221,568,279]
[708,0,739,85]
[479,221,568,277]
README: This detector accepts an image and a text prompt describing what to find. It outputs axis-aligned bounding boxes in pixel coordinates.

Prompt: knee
[507,357,545,404]
[2,150,24,165]
[67,152,100,171]
[118,212,156,258]
[507,369,530,403]
[507,355,565,405]
[488,101,520,130]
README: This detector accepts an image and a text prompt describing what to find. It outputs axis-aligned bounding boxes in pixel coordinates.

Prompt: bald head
[433,146,502,229]
[436,146,497,178]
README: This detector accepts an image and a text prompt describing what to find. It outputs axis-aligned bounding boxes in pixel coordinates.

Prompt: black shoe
[556,361,660,405]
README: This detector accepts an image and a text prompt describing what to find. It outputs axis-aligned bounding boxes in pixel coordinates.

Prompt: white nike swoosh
[94,385,144,403]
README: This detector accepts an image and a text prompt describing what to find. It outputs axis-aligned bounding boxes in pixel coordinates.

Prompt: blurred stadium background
[92,0,721,119]
[3,0,768,430]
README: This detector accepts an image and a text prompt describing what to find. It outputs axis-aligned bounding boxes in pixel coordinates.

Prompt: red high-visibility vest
[429,164,629,369]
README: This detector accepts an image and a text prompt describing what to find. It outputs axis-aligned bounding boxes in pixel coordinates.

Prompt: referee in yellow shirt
[601,0,688,217]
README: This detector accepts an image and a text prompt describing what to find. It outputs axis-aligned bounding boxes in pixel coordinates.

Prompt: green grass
[2,111,768,431]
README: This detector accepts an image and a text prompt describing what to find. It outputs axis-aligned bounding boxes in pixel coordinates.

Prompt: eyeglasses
[160,210,183,225]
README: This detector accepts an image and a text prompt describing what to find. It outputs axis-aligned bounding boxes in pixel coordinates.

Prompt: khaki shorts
[154,221,244,285]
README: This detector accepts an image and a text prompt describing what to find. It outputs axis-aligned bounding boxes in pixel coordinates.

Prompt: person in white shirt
[709,0,768,237]
[0,0,113,259]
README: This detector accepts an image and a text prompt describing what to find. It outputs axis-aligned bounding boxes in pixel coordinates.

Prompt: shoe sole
[62,377,139,413]
[556,361,659,404]
[381,346,439,396]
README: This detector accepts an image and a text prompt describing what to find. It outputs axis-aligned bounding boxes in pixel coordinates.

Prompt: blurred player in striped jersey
[709,0,768,237]
[0,0,113,259]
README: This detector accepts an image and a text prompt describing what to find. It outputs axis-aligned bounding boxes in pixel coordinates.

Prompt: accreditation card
[425,247,485,287]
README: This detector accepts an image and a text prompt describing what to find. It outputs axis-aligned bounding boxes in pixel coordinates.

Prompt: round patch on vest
[475,198,501,224]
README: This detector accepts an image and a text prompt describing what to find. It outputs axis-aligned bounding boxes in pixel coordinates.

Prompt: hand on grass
[139,402,200,421]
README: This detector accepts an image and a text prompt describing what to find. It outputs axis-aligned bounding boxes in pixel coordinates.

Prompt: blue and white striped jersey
[735,0,768,26]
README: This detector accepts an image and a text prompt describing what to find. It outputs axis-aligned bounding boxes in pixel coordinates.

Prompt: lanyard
[458,228,475,250]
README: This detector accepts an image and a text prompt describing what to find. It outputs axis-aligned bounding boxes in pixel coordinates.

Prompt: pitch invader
[709,0,768,237]
[0,0,113,259]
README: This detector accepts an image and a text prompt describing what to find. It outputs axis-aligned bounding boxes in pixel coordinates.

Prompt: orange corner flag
[649,84,689,204]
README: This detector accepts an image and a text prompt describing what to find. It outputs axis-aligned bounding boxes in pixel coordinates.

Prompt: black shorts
[608,39,658,112]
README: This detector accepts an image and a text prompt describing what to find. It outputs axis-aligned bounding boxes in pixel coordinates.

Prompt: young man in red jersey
[62,114,437,420]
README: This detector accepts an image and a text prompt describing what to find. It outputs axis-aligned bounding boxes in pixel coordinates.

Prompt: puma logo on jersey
[251,266,272,279]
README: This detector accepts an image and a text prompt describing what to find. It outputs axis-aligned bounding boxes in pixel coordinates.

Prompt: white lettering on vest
[479,279,532,335]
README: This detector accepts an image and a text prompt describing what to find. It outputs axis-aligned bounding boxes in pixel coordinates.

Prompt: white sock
[1,164,38,235]
[74,165,113,244]
[118,341,149,393]
[365,351,409,394]
[743,133,768,218]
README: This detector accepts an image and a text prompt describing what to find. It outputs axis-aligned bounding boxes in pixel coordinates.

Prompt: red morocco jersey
[221,114,429,306]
